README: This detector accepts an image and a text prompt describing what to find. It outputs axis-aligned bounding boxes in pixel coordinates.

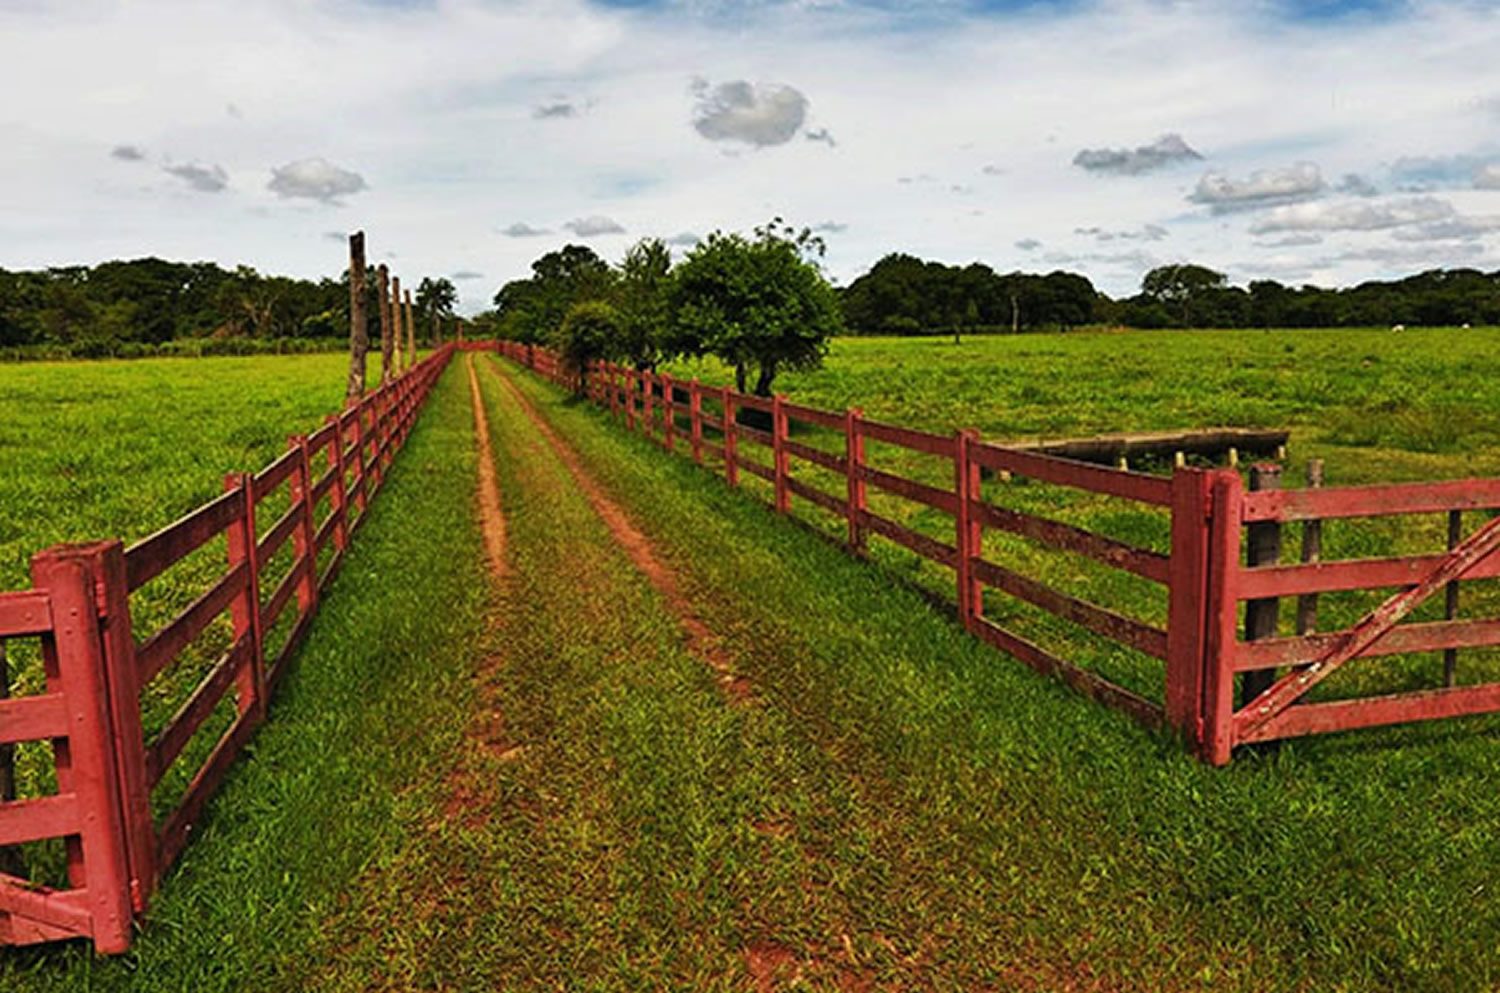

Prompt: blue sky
[1,0,1497,310]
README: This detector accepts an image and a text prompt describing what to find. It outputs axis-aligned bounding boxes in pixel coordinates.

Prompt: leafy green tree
[492,244,614,344]
[555,300,620,395]
[669,221,842,396]
[415,277,457,343]
[1141,264,1228,325]
[616,238,673,370]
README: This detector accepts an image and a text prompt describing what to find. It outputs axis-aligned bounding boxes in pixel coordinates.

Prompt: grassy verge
[1,364,492,992]
[493,356,1500,992]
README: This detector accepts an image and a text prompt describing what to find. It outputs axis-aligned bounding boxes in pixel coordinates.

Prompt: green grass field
[1,336,1498,990]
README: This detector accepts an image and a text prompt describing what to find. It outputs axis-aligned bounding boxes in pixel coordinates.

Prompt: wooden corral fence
[0,345,454,953]
[498,343,1500,769]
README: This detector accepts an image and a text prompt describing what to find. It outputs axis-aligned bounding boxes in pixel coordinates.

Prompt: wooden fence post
[28,548,136,953]
[723,386,739,487]
[690,379,703,464]
[344,232,368,405]
[845,408,867,554]
[1202,469,1245,766]
[325,415,350,554]
[1166,467,1213,747]
[643,372,655,441]
[625,370,637,431]
[955,429,983,630]
[772,393,790,513]
[662,373,676,452]
[224,474,267,724]
[289,435,320,614]
[87,541,155,911]
[1445,507,1463,686]
[1241,464,1283,706]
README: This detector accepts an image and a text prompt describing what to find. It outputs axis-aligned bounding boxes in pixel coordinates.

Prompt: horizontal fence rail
[501,343,1500,770]
[0,345,454,952]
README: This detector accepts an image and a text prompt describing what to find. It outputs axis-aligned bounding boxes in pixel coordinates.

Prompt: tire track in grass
[466,354,509,579]
[484,357,754,703]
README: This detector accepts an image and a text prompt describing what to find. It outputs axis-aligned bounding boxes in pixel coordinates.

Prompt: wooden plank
[970,443,1174,506]
[310,464,338,505]
[1235,617,1500,671]
[972,502,1170,583]
[971,558,1169,659]
[125,490,244,591]
[314,511,339,554]
[155,708,259,871]
[0,694,69,745]
[738,424,774,448]
[254,449,299,493]
[0,877,92,936]
[0,591,51,637]
[858,465,959,515]
[735,393,774,413]
[1022,428,1288,464]
[1243,478,1500,522]
[857,510,958,568]
[739,458,776,483]
[971,618,1164,729]
[136,562,249,685]
[785,476,844,517]
[1240,683,1500,744]
[1237,551,1500,599]
[305,421,337,455]
[0,794,79,847]
[782,400,843,430]
[255,503,304,568]
[145,637,251,788]
[783,439,846,474]
[860,417,955,457]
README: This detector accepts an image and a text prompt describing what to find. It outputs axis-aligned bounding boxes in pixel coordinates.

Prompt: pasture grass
[0,362,492,991]
[484,355,1500,992]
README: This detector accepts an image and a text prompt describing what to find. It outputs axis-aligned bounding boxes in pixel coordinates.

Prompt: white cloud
[1475,164,1500,190]
[1073,134,1201,176]
[1075,224,1168,242]
[110,144,145,162]
[501,222,551,238]
[267,158,366,203]
[1015,238,1041,251]
[1249,196,1456,234]
[563,215,626,236]
[163,162,229,193]
[691,79,809,147]
[1190,163,1324,210]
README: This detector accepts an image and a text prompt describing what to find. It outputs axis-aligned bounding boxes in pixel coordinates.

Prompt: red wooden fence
[500,343,1500,768]
[0,346,453,952]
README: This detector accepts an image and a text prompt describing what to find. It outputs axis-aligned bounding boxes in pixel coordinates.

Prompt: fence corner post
[1202,468,1245,765]
[1165,467,1212,748]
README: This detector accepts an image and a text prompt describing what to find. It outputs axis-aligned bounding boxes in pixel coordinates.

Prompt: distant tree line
[840,255,1500,334]
[0,257,457,359]
[480,220,841,397]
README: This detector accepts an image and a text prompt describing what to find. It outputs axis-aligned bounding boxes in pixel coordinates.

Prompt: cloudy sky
[3,0,1499,311]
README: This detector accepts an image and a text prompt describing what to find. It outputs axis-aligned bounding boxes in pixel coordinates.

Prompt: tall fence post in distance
[289,434,320,615]
[1202,468,1245,766]
[845,407,867,555]
[28,548,136,953]
[689,379,704,465]
[662,373,676,453]
[1165,467,1214,748]
[722,386,739,487]
[1241,464,1283,706]
[87,540,154,911]
[772,393,790,514]
[954,429,983,631]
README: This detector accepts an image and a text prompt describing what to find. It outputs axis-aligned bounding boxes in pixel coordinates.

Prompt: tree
[492,244,614,344]
[1141,264,1228,325]
[616,238,673,370]
[555,300,620,395]
[669,221,842,396]
[415,277,457,343]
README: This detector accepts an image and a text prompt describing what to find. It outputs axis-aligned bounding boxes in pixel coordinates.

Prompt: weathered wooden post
[625,370,637,430]
[389,275,402,378]
[1202,469,1245,765]
[344,232,368,404]
[722,386,739,487]
[1296,459,1324,638]
[844,408,868,554]
[662,373,676,452]
[1166,467,1215,750]
[224,473,267,723]
[289,434,321,614]
[404,289,416,372]
[1241,464,1283,706]
[1445,508,1463,686]
[643,372,655,440]
[377,264,394,385]
[689,379,704,464]
[955,429,983,631]
[772,394,790,513]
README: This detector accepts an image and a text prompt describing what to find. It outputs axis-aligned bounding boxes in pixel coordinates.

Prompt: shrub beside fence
[0,345,454,953]
[499,342,1500,770]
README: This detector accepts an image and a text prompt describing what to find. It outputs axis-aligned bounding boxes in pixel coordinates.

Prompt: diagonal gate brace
[1235,511,1500,740]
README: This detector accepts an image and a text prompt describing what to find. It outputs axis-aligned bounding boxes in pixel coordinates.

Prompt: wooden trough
[1015,428,1290,470]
